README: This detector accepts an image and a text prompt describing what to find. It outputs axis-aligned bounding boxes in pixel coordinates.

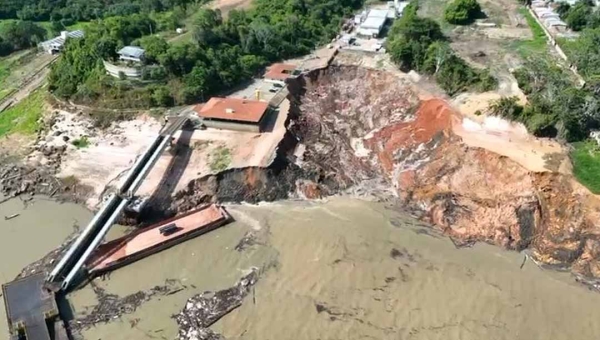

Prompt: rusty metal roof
[195,97,269,123]
[264,63,298,81]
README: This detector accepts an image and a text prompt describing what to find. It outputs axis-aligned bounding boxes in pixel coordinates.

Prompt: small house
[117,46,146,64]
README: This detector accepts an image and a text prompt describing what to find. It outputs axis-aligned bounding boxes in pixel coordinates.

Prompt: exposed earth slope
[271,65,600,286]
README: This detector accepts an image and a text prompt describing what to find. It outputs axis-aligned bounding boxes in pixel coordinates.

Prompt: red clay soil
[365,99,456,173]
[362,95,600,284]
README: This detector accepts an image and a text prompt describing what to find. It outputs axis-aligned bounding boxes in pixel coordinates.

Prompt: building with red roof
[264,63,300,83]
[194,97,270,132]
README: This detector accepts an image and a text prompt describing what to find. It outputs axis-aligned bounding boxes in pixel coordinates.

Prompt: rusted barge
[86,204,230,275]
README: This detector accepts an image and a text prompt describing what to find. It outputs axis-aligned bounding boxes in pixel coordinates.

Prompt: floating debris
[4,213,19,220]
[72,279,185,331]
[174,269,259,340]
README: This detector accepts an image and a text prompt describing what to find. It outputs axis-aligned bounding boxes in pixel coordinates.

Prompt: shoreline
[3,57,600,292]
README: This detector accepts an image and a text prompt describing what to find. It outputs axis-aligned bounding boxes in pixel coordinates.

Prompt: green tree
[444,0,482,25]
[138,35,168,64]
[386,11,444,71]
[556,3,571,19]
[569,28,600,79]
[565,2,591,31]
[239,54,267,77]
[487,96,523,119]
[151,85,174,106]
[422,41,452,74]
[0,21,47,50]
[192,9,223,46]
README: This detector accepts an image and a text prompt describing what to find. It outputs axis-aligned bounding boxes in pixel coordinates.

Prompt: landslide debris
[159,64,600,287]
[279,65,600,287]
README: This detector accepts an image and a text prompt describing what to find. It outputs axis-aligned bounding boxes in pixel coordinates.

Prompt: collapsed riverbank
[3,61,600,288]
[4,54,600,338]
[165,64,600,289]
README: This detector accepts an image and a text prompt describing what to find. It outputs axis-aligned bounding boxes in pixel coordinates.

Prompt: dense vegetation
[0,0,195,22]
[486,59,600,142]
[49,0,364,108]
[386,1,495,95]
[557,0,597,32]
[444,0,482,25]
[553,0,600,78]
[0,20,47,56]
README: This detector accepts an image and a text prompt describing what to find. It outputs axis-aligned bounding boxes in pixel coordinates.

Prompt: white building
[357,9,395,38]
[544,18,567,28]
[393,0,411,16]
[117,46,146,63]
[39,30,84,54]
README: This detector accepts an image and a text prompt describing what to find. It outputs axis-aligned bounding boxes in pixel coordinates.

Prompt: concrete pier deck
[87,204,230,275]
[2,273,58,340]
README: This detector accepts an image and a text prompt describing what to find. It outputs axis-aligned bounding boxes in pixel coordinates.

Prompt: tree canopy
[48,0,365,108]
[509,58,600,142]
[0,0,197,22]
[386,1,495,95]
[0,21,46,56]
[444,0,482,25]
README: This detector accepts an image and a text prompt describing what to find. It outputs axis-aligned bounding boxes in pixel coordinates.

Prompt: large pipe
[119,136,164,194]
[47,194,119,282]
[61,198,129,291]
[126,134,172,198]
[51,117,187,287]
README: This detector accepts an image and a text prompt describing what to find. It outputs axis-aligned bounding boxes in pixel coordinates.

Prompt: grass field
[571,140,600,194]
[513,8,548,56]
[0,89,44,137]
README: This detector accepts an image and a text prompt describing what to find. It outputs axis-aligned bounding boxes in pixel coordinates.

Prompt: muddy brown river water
[2,197,600,340]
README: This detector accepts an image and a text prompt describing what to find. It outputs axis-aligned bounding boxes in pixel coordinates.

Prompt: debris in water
[4,213,19,220]
[174,269,259,340]
[519,255,527,269]
[234,232,257,252]
[72,279,185,331]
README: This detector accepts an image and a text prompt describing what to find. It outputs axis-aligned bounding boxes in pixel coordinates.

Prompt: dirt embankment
[189,65,600,286]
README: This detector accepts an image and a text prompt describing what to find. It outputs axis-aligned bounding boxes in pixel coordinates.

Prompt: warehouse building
[357,9,395,38]
[195,97,270,133]
[39,30,84,54]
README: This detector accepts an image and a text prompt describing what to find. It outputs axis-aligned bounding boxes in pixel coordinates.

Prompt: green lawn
[0,60,9,91]
[571,140,600,194]
[513,8,548,56]
[210,146,231,172]
[0,89,44,137]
